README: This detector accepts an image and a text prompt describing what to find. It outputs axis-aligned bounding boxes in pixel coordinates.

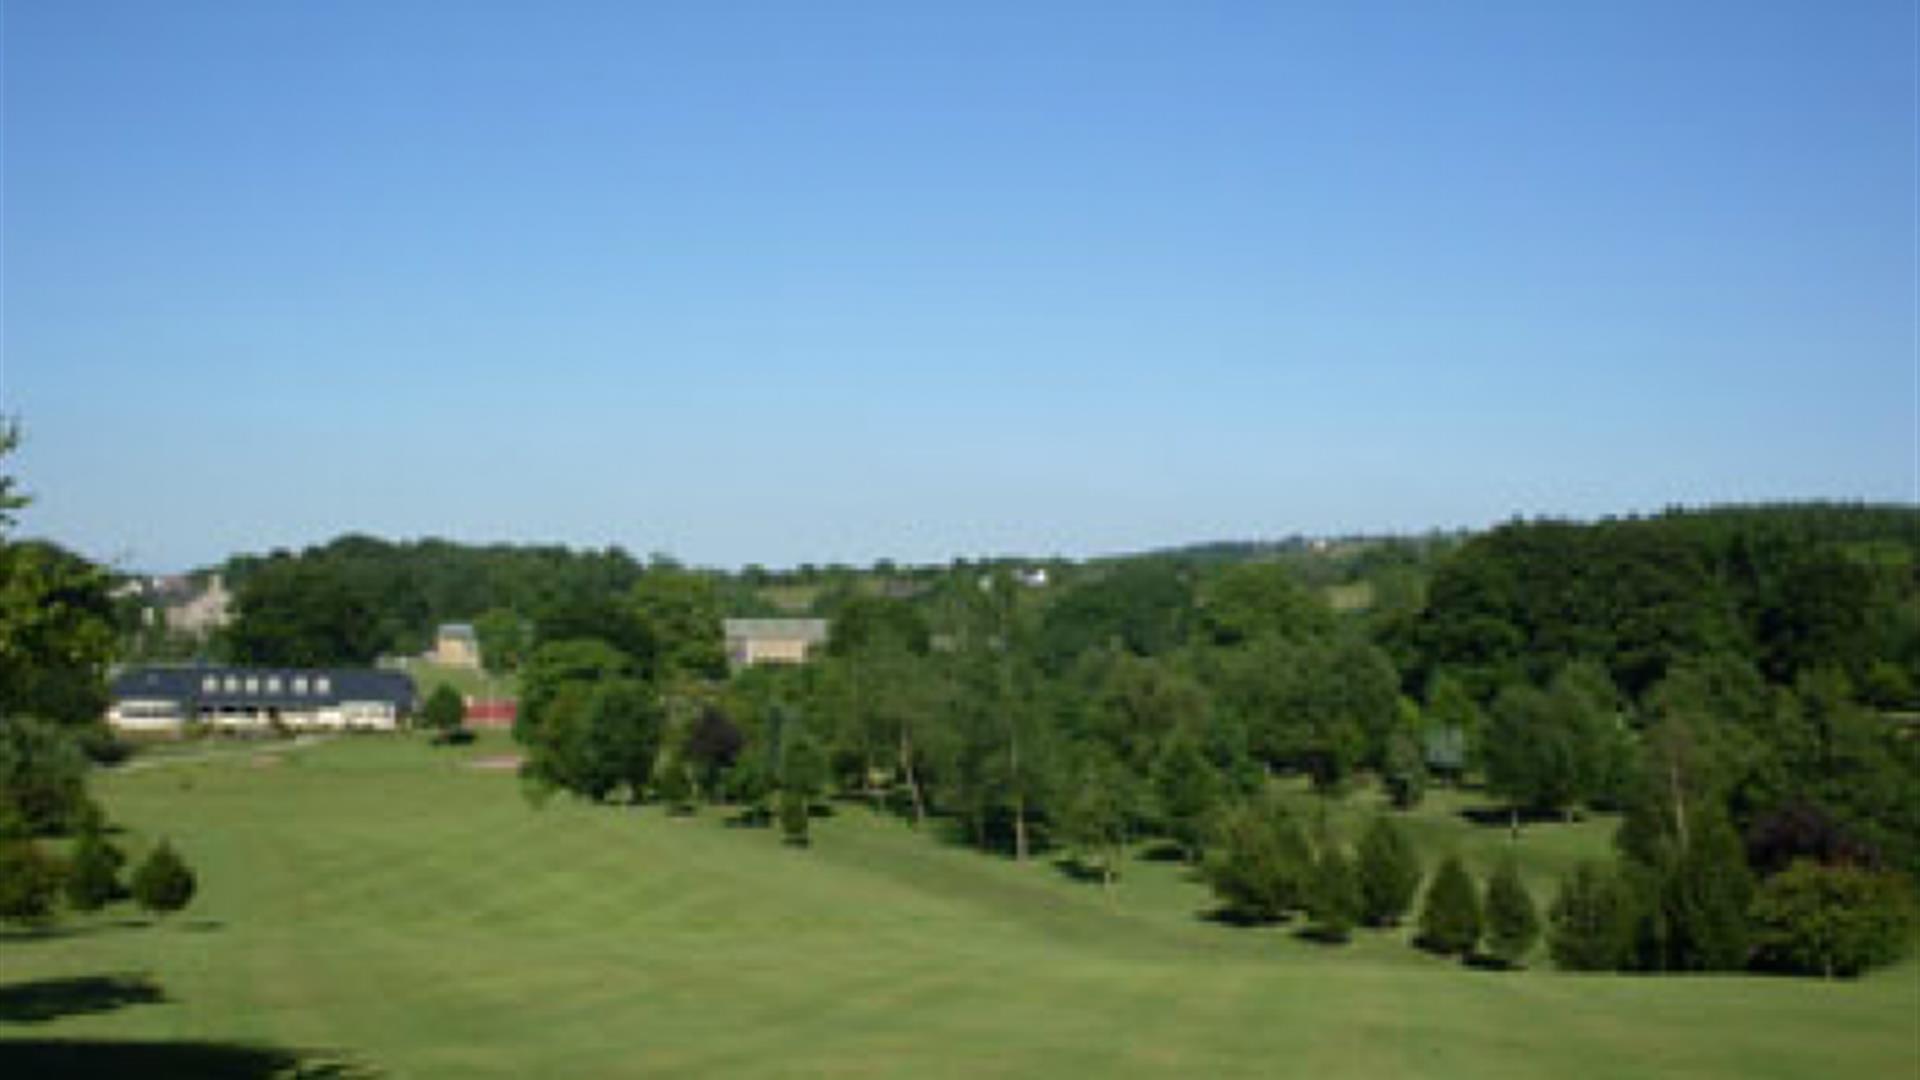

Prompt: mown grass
[3,735,1913,1078]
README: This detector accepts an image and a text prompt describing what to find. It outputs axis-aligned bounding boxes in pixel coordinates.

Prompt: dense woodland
[9,475,1920,976]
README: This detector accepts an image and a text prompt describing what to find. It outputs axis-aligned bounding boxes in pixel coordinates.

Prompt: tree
[1307,841,1361,943]
[421,684,466,742]
[1483,858,1541,968]
[0,717,95,837]
[779,788,811,847]
[1382,727,1427,811]
[1547,862,1637,971]
[131,839,196,918]
[1203,797,1315,923]
[1748,859,1914,978]
[1055,744,1140,893]
[64,813,126,912]
[1152,732,1221,862]
[0,839,63,925]
[1356,816,1422,927]
[1418,855,1481,956]
[683,705,746,798]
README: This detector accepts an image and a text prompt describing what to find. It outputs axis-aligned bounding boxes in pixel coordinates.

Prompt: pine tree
[0,839,63,925]
[1356,815,1422,927]
[1483,858,1541,968]
[778,788,810,848]
[131,839,196,918]
[1417,854,1481,956]
[1308,842,1361,943]
[64,820,126,912]
[1548,861,1636,971]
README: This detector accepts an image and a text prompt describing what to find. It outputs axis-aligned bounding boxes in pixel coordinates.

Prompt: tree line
[501,504,1917,978]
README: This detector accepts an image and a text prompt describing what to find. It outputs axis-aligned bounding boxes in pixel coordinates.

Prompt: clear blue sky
[3,1,1914,571]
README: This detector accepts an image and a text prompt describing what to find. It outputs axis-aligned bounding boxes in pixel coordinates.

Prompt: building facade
[722,618,830,667]
[108,665,417,735]
[430,623,482,669]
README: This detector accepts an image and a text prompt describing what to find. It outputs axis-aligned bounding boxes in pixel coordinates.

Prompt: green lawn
[3,736,1914,1078]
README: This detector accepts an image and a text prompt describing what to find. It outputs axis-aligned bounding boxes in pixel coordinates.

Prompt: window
[293,676,309,695]
[224,676,239,693]
[202,675,217,693]
[267,676,283,694]
[315,677,332,695]
[244,676,260,695]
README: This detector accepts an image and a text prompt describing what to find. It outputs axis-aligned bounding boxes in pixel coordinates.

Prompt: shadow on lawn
[0,1039,375,1079]
[0,974,167,1024]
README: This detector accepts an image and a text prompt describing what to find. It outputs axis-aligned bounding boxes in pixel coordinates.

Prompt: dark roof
[110,666,416,708]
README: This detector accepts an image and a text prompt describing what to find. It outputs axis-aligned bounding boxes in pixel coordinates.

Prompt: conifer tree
[1548,861,1637,971]
[1308,842,1361,943]
[1484,858,1541,968]
[1356,815,1422,927]
[1418,854,1481,956]
[131,839,196,918]
[64,813,125,912]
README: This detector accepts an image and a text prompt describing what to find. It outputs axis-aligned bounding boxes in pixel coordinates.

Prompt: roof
[110,665,417,708]
[722,618,830,643]
[437,623,477,640]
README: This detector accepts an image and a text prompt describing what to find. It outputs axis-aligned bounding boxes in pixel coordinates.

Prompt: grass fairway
[3,737,1914,1078]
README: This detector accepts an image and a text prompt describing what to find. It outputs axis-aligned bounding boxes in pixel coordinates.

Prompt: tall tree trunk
[1509,805,1520,842]
[1010,725,1028,862]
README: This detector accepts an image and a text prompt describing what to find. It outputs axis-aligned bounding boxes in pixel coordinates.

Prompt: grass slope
[3,736,1914,1078]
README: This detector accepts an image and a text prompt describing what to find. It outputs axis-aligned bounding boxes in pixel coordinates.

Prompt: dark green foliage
[778,789,810,847]
[63,819,125,912]
[131,839,196,917]
[1418,855,1481,956]
[0,718,93,837]
[1307,842,1361,943]
[1748,859,1914,978]
[1195,561,1334,648]
[222,535,645,666]
[1483,663,1618,819]
[1056,744,1139,889]
[1382,727,1426,810]
[1483,859,1541,967]
[1203,797,1315,922]
[1547,862,1638,971]
[1035,559,1194,671]
[0,542,116,727]
[1210,634,1395,791]
[520,667,664,804]
[683,706,746,794]
[655,759,695,814]
[1615,709,1757,971]
[421,684,466,739]
[0,839,64,924]
[1152,732,1221,861]
[1356,816,1422,927]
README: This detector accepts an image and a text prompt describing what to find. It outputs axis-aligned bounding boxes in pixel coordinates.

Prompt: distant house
[723,618,830,667]
[108,665,416,735]
[430,623,482,669]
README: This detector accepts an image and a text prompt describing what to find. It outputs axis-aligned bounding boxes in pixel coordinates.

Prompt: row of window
[200,674,332,697]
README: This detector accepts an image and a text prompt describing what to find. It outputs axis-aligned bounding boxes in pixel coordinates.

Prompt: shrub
[64,823,126,912]
[0,839,64,925]
[1548,861,1637,971]
[779,789,810,847]
[1483,858,1541,968]
[1749,859,1914,978]
[1356,816,1422,927]
[1202,798,1313,923]
[1418,855,1480,956]
[1307,843,1361,943]
[131,839,196,917]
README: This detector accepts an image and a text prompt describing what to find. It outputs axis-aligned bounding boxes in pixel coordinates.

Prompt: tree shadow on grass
[0,1039,375,1079]
[0,974,166,1024]
[1050,857,1106,885]
[1456,805,1578,829]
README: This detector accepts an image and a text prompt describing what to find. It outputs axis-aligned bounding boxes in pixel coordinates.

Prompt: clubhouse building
[108,665,417,735]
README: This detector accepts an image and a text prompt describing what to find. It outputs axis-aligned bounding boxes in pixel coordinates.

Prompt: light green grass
[396,659,518,704]
[3,736,1914,1078]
